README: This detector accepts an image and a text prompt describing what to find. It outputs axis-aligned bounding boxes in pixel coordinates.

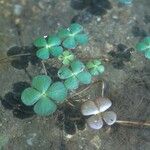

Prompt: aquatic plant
[34,36,63,59]
[86,59,105,76]
[58,60,92,90]
[21,23,105,116]
[57,23,88,49]
[118,0,133,5]
[81,97,117,129]
[58,50,75,65]
[136,36,150,59]
[21,75,67,116]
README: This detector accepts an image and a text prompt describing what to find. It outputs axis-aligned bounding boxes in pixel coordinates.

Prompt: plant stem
[116,120,150,127]
[41,61,47,75]
[69,80,102,98]
[0,53,31,62]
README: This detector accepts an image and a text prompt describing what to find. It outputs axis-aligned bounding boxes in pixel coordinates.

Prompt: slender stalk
[116,120,150,127]
[41,61,47,75]
[0,53,31,62]
[69,80,102,98]
[101,81,105,98]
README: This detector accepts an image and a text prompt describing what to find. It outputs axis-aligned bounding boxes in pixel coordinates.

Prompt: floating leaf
[21,87,41,106]
[36,47,49,60]
[58,51,75,65]
[50,46,63,57]
[77,71,92,84]
[34,37,47,47]
[59,23,88,49]
[47,36,61,46]
[86,59,105,76]
[145,49,150,59]
[69,23,83,34]
[71,60,85,74]
[64,77,79,90]
[75,34,88,45]
[63,37,76,49]
[34,36,63,59]
[32,75,51,93]
[58,67,73,79]
[136,37,150,59]
[47,82,67,103]
[34,97,57,116]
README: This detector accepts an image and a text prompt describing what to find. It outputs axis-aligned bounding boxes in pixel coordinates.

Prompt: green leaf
[143,37,150,45]
[136,42,147,52]
[21,88,41,106]
[50,46,63,57]
[75,34,88,45]
[90,68,99,76]
[71,60,85,74]
[47,82,68,103]
[97,65,105,73]
[57,28,70,39]
[69,23,83,34]
[58,67,72,79]
[145,49,150,59]
[36,47,49,59]
[63,37,76,49]
[34,97,57,116]
[93,59,101,66]
[58,51,74,65]
[47,36,61,46]
[32,75,51,93]
[77,71,92,84]
[64,77,79,90]
[34,37,47,47]
[86,61,95,69]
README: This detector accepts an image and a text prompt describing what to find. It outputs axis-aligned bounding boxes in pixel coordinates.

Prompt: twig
[101,81,105,97]
[0,53,31,62]
[69,80,102,99]
[116,120,150,127]
[41,61,47,75]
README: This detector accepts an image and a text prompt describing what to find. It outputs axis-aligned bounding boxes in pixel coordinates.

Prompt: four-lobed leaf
[86,59,105,76]
[57,23,88,49]
[34,36,63,59]
[21,75,68,116]
[136,37,150,59]
[58,50,75,65]
[58,60,92,90]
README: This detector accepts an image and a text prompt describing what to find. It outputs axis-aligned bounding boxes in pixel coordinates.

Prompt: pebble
[14,4,23,16]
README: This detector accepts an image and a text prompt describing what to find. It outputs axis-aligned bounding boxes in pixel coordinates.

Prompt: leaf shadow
[1,82,35,119]
[71,0,112,24]
[56,101,86,135]
[7,45,40,70]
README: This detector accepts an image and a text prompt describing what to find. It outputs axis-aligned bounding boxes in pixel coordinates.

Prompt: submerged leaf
[81,101,99,116]
[102,111,117,125]
[87,115,103,130]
